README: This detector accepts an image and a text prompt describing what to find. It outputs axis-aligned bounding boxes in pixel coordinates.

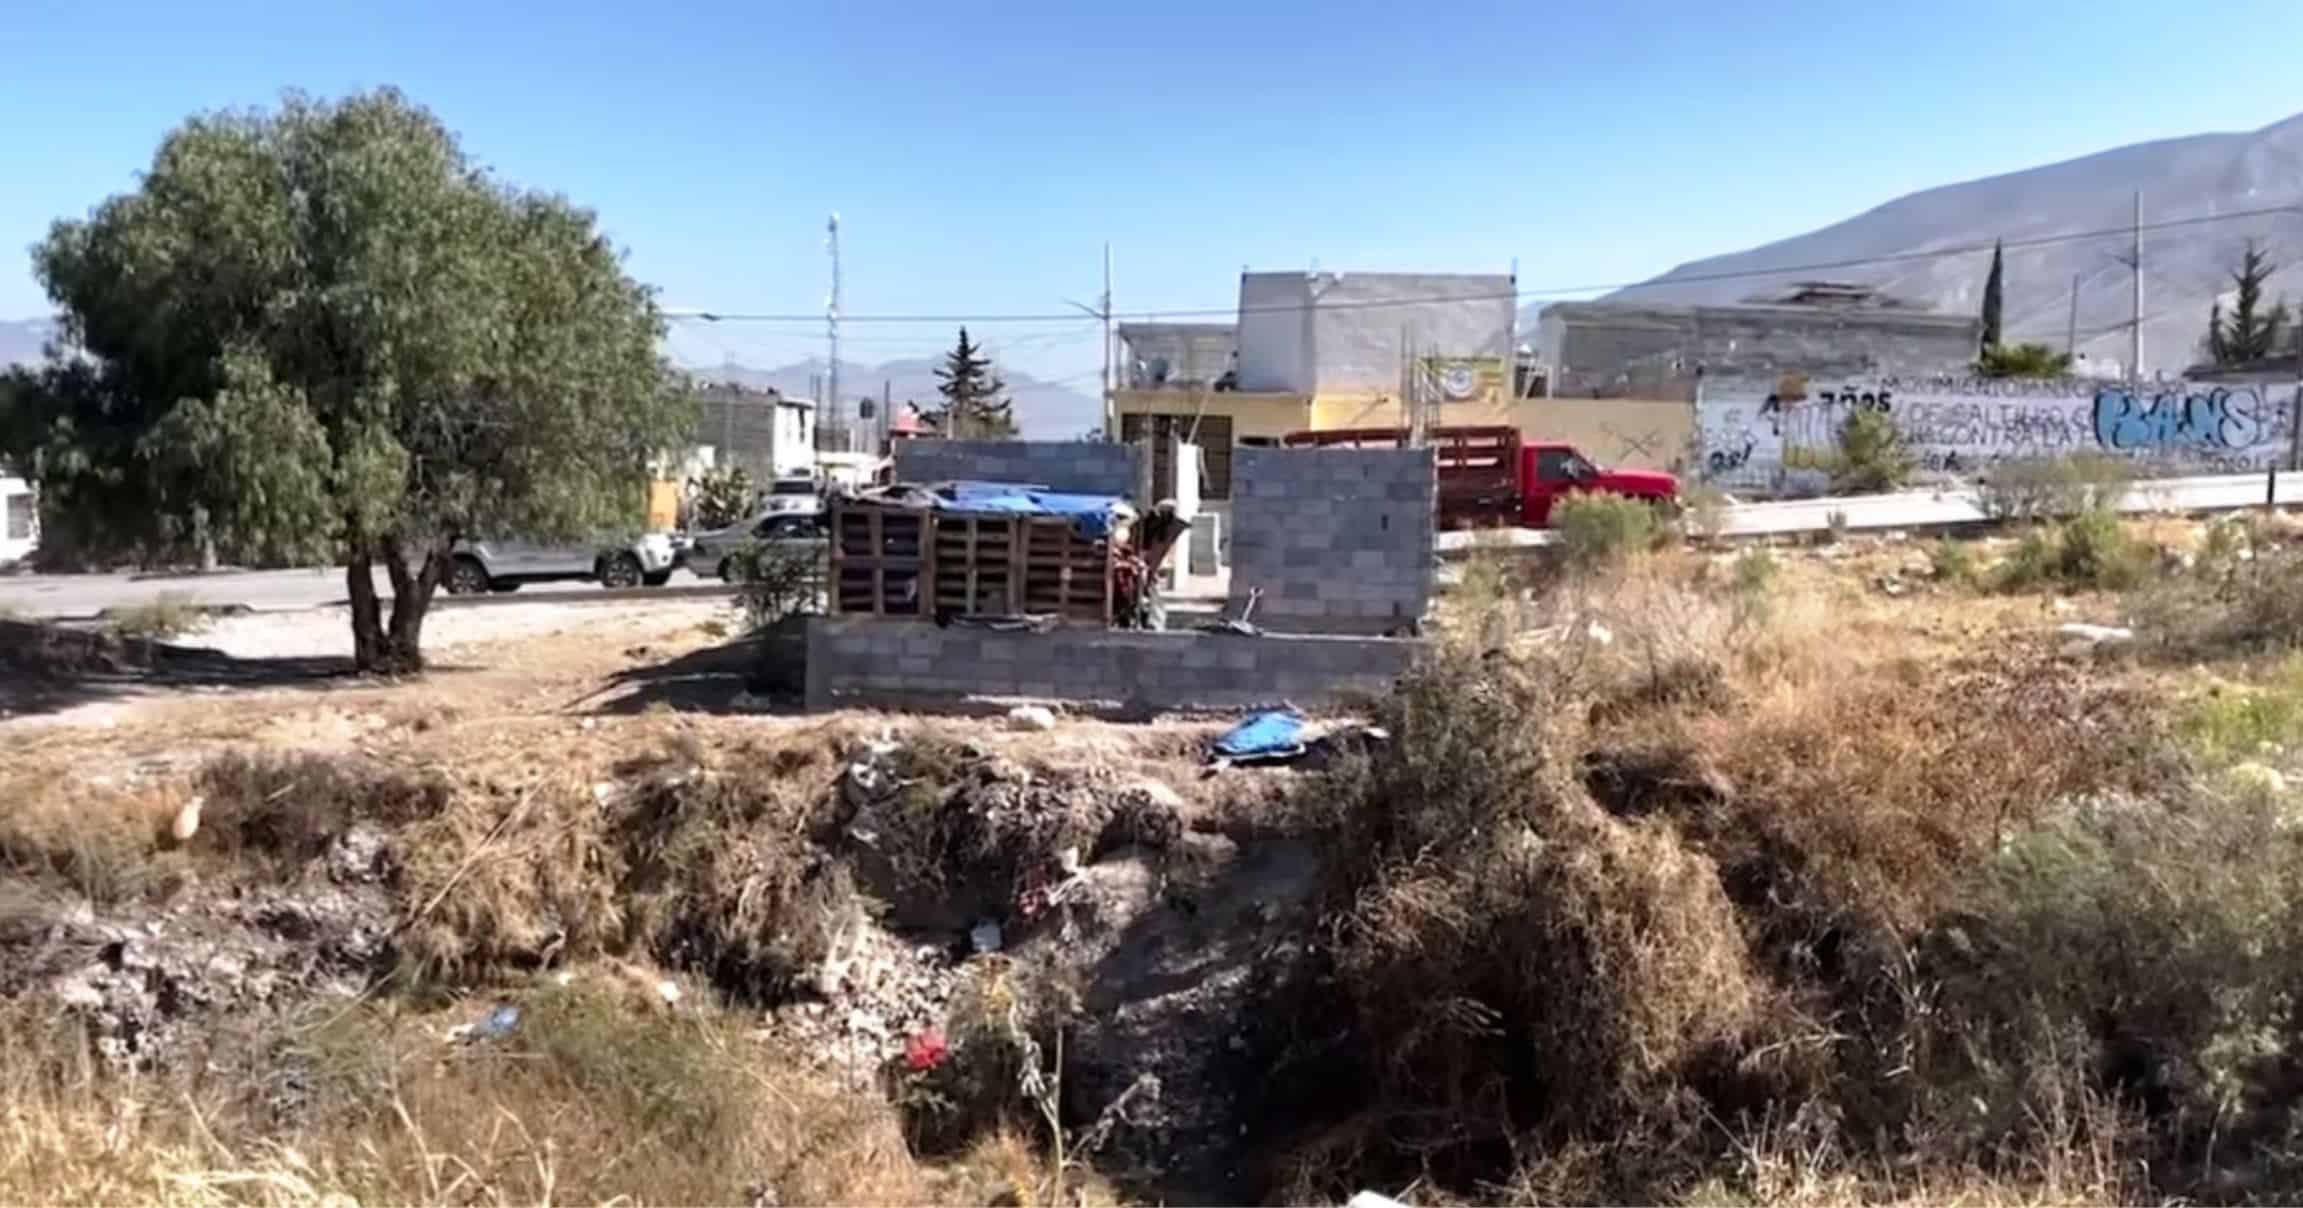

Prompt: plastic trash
[970,919,1004,954]
[1006,705,1057,732]
[1210,709,1310,764]
[473,1004,521,1040]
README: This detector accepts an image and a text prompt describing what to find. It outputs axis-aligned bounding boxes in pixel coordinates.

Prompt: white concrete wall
[0,477,37,565]
[1237,273,1313,393]
[1236,271,1512,395]
[1696,377,2301,493]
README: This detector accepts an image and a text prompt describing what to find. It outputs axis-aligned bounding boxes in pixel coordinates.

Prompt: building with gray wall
[892,440,1143,496]
[1236,271,1514,395]
[1536,294,1983,398]
[693,383,817,477]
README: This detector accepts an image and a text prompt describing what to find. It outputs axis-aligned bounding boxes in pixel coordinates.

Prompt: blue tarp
[937,481,1128,540]
[1211,710,1310,763]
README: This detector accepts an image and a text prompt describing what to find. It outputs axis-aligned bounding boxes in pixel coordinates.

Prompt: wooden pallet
[829,499,1115,624]
[831,504,929,617]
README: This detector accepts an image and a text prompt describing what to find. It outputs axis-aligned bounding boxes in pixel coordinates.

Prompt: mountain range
[0,319,1102,437]
[1589,111,2303,373]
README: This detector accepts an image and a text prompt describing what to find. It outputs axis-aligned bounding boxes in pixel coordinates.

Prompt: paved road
[0,564,727,619]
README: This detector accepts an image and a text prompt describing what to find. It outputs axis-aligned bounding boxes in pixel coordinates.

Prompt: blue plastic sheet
[1211,709,1310,763]
[936,481,1126,539]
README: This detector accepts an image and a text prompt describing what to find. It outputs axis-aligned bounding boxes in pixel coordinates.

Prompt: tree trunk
[375,536,445,675]
[347,550,387,671]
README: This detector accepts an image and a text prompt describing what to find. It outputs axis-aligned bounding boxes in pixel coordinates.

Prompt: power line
[663,202,2302,326]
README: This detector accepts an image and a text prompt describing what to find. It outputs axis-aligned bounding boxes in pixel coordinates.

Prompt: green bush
[1553,493,1656,569]
[1828,407,1912,495]
[1977,452,2133,522]
[1928,538,1975,584]
[1731,547,1778,598]
[2177,659,2303,763]
[727,539,825,630]
[686,463,754,530]
[1992,509,2150,593]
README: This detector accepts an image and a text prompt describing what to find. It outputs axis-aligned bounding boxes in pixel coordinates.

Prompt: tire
[716,557,737,583]
[599,552,643,589]
[641,570,672,588]
[445,556,491,595]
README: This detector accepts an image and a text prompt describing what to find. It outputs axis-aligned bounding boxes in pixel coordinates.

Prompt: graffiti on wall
[1699,380,2299,487]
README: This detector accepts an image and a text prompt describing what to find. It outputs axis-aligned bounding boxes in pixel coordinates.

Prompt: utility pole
[2129,192,2143,380]
[2065,273,2080,361]
[826,212,843,454]
[1102,244,1115,441]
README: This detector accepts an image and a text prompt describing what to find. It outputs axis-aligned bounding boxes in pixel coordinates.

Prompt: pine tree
[929,327,1019,439]
[2216,241,2287,364]
[1980,239,2004,352]
[2208,301,2228,365]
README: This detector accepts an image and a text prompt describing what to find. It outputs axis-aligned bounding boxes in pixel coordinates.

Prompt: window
[1535,449,1573,482]
[3,492,30,541]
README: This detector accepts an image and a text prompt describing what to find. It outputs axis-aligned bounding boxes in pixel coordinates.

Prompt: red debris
[905,1026,949,1073]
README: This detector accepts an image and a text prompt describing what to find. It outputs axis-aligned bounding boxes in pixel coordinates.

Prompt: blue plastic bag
[1211,709,1309,763]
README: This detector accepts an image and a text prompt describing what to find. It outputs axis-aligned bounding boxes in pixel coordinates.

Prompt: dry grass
[0,982,1067,1207]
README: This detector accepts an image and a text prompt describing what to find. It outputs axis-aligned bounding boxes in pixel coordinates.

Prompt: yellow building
[1113,281,1694,499]
[1114,386,1695,499]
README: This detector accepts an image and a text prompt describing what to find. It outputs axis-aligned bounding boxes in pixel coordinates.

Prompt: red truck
[1279,425,1678,528]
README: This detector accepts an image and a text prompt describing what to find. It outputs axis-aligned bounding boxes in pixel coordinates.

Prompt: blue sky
[4,0,2299,389]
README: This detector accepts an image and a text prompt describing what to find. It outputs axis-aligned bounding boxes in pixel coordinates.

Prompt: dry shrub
[0,774,185,906]
[196,750,452,871]
[395,729,854,999]
[102,592,210,641]
[1922,784,2303,1175]
[611,735,853,1002]
[0,986,939,1207]
[1272,654,1769,1200]
[2137,543,2303,657]
[1654,654,2165,942]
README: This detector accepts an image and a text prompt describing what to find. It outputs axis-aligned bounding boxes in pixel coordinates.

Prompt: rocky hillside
[1588,111,2303,374]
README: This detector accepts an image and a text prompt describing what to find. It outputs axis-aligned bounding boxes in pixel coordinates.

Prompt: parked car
[686,510,828,582]
[442,532,680,594]
[758,476,825,516]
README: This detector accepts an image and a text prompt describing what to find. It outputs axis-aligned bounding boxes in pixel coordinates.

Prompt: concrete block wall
[1226,447,1435,634]
[892,441,1143,496]
[806,617,1417,713]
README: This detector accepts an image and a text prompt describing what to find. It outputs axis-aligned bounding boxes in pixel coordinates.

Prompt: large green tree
[0,89,691,672]
[927,327,1019,439]
[2210,240,2290,365]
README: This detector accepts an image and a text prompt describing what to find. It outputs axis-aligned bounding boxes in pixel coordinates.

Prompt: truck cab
[1520,443,1679,527]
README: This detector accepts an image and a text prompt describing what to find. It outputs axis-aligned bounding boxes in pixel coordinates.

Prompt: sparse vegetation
[1975,340,2073,378]
[1553,492,1656,569]
[1993,507,2152,592]
[1928,537,1976,583]
[1977,451,2133,521]
[687,462,755,530]
[101,592,208,641]
[18,510,2303,1206]
[1828,406,1913,494]
[728,538,827,629]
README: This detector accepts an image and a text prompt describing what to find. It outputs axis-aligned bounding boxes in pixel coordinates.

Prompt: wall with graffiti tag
[1697,379,2300,493]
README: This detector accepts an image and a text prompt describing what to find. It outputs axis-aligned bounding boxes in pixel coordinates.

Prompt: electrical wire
[663,202,2303,326]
